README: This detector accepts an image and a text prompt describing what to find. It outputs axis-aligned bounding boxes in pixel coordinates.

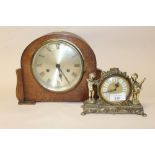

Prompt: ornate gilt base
[81,99,147,116]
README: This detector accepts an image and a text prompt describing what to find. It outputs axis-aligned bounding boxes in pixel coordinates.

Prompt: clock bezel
[98,68,132,104]
[31,39,85,93]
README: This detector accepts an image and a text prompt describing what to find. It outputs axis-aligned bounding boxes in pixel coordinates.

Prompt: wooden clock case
[16,32,101,104]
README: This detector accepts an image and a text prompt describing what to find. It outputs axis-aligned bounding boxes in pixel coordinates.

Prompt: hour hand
[56,64,63,81]
[115,82,119,88]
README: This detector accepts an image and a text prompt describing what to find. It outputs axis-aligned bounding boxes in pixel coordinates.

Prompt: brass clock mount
[81,68,147,116]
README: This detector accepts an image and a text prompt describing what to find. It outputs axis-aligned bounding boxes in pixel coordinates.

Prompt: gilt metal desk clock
[81,68,147,116]
[16,31,101,104]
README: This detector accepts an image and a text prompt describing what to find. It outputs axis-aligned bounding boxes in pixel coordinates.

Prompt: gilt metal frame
[81,68,147,117]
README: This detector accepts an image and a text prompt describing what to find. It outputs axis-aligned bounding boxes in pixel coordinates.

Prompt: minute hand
[104,83,119,93]
[104,89,116,93]
[58,67,70,84]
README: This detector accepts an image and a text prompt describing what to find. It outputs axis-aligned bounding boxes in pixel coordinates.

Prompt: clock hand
[59,71,63,81]
[56,64,62,81]
[56,64,63,81]
[56,64,70,84]
[115,82,119,89]
[59,68,70,84]
[57,67,62,81]
[103,82,120,93]
[104,89,116,93]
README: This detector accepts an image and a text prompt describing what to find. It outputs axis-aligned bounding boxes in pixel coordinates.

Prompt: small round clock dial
[32,40,84,92]
[100,76,131,103]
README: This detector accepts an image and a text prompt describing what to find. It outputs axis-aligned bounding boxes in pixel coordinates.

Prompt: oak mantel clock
[16,31,101,104]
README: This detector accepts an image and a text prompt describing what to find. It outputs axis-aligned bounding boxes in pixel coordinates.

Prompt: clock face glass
[32,40,84,92]
[100,76,131,103]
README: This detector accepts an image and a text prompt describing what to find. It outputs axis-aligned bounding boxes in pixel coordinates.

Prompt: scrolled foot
[81,112,86,116]
[142,113,147,117]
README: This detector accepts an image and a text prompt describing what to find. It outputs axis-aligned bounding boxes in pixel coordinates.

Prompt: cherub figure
[87,73,96,102]
[131,73,146,104]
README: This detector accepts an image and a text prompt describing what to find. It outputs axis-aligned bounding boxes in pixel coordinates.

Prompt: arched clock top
[16,31,100,104]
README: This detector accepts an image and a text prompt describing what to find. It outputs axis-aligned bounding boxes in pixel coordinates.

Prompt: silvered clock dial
[32,40,84,92]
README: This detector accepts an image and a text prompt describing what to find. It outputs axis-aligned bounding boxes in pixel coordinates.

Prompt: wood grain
[16,32,101,104]
[16,69,24,103]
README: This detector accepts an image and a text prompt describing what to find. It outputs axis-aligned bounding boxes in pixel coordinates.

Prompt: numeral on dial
[122,88,127,92]
[40,71,45,77]
[46,46,52,52]
[36,64,42,67]
[72,54,77,58]
[46,78,51,86]
[46,78,51,84]
[72,72,77,78]
[57,80,61,87]
[74,64,80,67]
[39,55,45,58]
[56,43,60,49]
